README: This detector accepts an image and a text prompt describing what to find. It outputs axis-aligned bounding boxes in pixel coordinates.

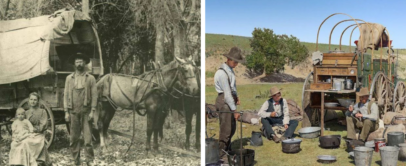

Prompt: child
[9,108,37,166]
[11,108,34,143]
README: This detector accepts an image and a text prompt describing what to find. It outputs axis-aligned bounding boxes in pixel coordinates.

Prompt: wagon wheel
[19,99,55,149]
[393,82,406,113]
[369,72,393,117]
[302,72,316,127]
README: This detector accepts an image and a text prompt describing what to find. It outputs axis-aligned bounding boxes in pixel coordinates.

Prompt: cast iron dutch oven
[319,135,341,149]
[345,139,365,152]
[282,138,302,153]
[226,149,255,166]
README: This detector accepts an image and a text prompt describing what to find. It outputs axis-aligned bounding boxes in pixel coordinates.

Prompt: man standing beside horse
[64,52,97,166]
[214,47,244,163]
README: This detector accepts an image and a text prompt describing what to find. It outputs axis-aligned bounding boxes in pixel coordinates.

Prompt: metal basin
[337,98,355,108]
[324,102,339,107]
[298,127,321,139]
[317,155,336,164]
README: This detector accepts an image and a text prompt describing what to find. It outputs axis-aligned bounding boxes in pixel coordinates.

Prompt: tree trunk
[36,0,44,16]
[82,0,89,18]
[155,23,165,64]
[173,22,187,59]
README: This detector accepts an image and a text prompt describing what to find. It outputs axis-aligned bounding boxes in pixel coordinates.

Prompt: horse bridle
[158,61,200,99]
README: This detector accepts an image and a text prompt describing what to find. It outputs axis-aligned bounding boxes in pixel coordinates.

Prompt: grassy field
[206,84,406,166]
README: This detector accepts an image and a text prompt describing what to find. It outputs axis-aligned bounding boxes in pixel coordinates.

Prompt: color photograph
[205,0,406,165]
[0,0,200,165]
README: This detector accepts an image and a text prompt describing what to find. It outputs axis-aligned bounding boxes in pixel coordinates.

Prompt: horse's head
[174,56,200,96]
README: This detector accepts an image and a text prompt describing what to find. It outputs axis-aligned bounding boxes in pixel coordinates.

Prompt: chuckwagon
[301,13,403,136]
[0,9,104,148]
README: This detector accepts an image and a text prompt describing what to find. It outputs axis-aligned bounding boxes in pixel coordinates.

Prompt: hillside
[205,33,406,85]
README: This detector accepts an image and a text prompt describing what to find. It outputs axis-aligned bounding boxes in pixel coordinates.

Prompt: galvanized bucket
[205,138,220,164]
[398,143,406,161]
[380,146,399,166]
[387,131,404,146]
[354,146,374,166]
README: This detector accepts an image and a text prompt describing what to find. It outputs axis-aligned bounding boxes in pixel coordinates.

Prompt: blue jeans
[261,117,298,138]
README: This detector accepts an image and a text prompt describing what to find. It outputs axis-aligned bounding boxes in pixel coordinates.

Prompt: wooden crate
[310,83,332,90]
[316,68,329,75]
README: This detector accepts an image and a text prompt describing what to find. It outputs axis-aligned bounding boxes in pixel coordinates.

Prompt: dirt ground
[0,109,200,166]
[206,54,406,86]
[205,55,311,85]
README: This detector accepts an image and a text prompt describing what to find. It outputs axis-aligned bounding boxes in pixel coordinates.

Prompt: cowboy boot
[272,134,280,143]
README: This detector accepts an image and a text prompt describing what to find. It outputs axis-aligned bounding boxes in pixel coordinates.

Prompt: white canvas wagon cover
[0,9,92,84]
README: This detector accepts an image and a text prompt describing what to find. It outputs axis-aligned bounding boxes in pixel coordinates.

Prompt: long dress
[9,119,37,166]
[26,108,50,165]
[8,108,50,166]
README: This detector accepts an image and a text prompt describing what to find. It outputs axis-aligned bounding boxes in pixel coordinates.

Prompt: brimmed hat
[269,86,281,97]
[223,47,245,63]
[356,87,369,96]
[69,52,90,64]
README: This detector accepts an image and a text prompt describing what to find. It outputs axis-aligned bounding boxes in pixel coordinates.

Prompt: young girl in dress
[9,108,37,166]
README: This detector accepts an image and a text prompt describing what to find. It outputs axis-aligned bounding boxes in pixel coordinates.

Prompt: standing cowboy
[258,87,298,143]
[64,52,97,166]
[346,87,379,142]
[214,47,244,163]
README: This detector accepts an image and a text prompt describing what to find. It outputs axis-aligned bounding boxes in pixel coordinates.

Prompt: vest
[357,101,375,114]
[267,98,284,118]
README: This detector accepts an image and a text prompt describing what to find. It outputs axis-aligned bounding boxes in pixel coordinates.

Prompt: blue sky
[206,0,406,49]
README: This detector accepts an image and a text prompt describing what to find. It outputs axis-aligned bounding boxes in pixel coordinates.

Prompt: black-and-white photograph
[0,0,201,165]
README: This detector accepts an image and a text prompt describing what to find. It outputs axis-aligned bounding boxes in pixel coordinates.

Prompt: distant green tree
[246,28,309,74]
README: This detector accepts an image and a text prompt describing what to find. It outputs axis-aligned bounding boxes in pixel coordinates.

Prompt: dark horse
[170,68,201,150]
[95,56,199,152]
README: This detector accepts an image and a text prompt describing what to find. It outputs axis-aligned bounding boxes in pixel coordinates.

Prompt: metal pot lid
[317,155,336,161]
[282,138,302,144]
[388,131,404,135]
[298,127,321,134]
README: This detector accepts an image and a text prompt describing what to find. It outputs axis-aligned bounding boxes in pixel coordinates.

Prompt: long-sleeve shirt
[26,108,48,133]
[258,98,290,125]
[346,100,378,121]
[64,72,98,110]
[214,63,238,110]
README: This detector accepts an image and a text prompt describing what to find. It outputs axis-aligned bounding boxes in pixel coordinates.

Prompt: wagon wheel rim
[393,82,406,112]
[302,72,317,126]
[18,99,55,149]
[302,72,313,111]
[370,72,392,116]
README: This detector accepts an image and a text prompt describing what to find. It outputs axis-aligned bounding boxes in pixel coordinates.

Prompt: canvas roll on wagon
[301,13,403,136]
[0,9,104,148]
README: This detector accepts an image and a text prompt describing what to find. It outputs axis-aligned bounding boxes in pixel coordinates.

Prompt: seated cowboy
[258,87,298,143]
[345,87,379,142]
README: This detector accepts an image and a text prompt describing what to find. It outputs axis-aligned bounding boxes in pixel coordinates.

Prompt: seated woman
[258,87,299,143]
[9,108,37,166]
[9,92,51,166]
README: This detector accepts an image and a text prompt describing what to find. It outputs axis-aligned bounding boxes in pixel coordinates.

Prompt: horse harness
[104,61,200,116]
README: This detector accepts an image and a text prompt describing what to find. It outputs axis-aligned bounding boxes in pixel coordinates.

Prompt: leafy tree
[246,28,309,74]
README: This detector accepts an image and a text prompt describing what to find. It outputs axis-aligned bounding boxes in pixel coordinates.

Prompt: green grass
[206,71,215,78]
[206,84,406,166]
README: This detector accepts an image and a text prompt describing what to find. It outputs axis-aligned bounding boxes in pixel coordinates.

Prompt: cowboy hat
[356,87,369,97]
[69,52,90,64]
[223,47,245,63]
[269,86,281,97]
